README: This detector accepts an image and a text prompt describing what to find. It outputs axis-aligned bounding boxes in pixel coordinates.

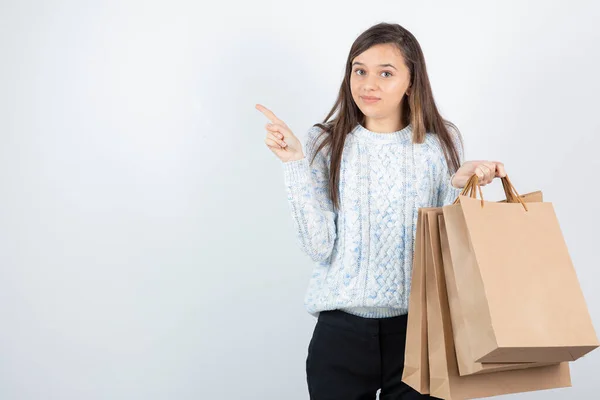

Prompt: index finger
[255,104,283,124]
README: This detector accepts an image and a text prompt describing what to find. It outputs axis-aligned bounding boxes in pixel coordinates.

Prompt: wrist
[283,152,305,163]
[288,154,305,162]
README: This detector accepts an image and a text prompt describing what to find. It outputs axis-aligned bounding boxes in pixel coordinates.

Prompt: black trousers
[306,310,436,400]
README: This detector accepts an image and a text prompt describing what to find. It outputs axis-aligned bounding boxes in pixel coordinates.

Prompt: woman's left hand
[451,160,507,189]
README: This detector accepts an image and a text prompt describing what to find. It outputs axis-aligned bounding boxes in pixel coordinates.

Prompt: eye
[353,69,393,78]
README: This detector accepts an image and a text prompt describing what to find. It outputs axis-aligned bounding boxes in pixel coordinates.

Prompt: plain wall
[0,0,598,398]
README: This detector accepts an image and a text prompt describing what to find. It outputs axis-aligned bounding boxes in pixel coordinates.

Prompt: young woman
[256,22,505,400]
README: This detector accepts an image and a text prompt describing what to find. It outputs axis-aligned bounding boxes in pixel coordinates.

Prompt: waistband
[317,309,409,335]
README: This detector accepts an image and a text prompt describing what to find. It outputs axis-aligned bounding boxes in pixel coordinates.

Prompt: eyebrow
[352,61,397,70]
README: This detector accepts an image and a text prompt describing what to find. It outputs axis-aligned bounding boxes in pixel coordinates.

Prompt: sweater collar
[352,122,412,142]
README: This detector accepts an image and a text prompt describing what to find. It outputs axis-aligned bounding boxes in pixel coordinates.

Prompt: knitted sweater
[281,123,464,318]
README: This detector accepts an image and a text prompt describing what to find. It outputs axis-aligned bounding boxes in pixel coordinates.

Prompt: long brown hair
[309,22,463,211]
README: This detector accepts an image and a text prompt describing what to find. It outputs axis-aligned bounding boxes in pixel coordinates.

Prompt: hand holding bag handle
[452,174,529,211]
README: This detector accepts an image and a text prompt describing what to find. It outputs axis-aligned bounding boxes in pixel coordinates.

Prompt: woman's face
[350,43,411,121]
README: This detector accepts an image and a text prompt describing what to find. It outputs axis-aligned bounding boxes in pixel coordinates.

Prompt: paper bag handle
[452,174,529,211]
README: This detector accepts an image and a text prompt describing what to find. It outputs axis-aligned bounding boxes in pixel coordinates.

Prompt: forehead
[352,43,405,66]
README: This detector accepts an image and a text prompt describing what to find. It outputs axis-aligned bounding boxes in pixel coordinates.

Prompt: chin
[360,110,383,118]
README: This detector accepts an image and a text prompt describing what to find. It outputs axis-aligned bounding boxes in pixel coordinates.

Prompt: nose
[363,74,379,92]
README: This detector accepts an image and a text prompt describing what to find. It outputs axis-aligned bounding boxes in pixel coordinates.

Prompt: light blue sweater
[282,123,463,318]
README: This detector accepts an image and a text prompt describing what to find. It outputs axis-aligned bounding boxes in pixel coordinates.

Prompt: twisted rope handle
[452,174,529,211]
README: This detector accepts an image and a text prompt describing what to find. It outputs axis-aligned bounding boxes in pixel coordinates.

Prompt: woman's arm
[281,126,337,263]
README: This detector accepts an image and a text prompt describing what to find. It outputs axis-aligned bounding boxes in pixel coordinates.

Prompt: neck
[363,110,406,133]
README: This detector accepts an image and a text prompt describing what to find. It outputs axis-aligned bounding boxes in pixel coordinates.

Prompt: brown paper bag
[425,208,549,375]
[402,208,436,394]
[402,191,547,387]
[424,210,572,399]
[435,190,552,376]
[442,175,599,363]
[436,211,554,376]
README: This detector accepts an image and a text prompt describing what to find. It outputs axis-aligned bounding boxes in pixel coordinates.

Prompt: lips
[361,96,381,104]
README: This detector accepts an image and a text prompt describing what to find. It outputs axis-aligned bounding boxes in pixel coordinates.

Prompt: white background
[1,0,599,398]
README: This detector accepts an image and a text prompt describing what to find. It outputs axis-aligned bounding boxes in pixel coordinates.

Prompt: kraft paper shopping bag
[436,210,554,376]
[442,174,599,363]
[402,208,437,394]
[425,209,572,399]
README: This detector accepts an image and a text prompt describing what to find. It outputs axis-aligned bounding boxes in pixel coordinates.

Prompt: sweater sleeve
[437,129,465,207]
[281,125,337,263]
